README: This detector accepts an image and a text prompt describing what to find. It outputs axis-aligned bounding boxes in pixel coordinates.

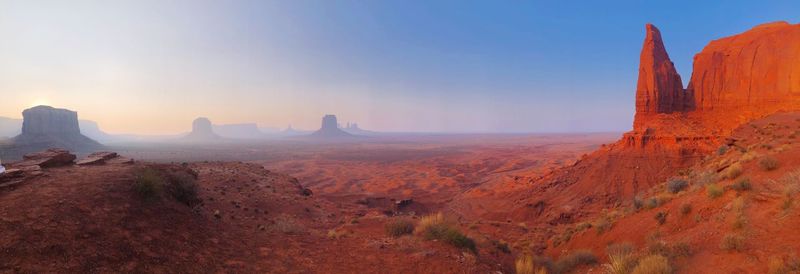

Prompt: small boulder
[17,148,76,168]
[76,151,119,166]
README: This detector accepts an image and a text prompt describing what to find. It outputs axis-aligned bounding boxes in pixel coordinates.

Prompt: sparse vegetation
[385,218,415,237]
[654,211,667,225]
[731,178,752,192]
[133,167,163,201]
[631,254,672,274]
[604,243,636,274]
[666,178,689,194]
[680,203,692,215]
[718,145,729,155]
[515,255,547,274]
[723,163,744,179]
[760,156,780,171]
[768,255,800,274]
[720,234,745,252]
[707,184,724,199]
[415,212,476,252]
[554,250,597,273]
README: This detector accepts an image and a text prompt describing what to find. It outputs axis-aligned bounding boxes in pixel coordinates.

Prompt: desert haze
[3,1,800,274]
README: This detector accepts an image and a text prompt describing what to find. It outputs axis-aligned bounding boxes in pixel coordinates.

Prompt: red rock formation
[633,24,688,131]
[687,21,800,129]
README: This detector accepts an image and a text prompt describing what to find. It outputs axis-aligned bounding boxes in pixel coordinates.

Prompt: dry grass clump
[604,243,637,274]
[273,215,305,234]
[691,170,718,188]
[631,254,672,274]
[132,166,199,206]
[554,250,597,273]
[707,184,724,199]
[720,233,745,252]
[679,203,692,215]
[723,162,744,179]
[133,167,163,201]
[515,255,547,274]
[760,156,780,171]
[768,255,800,274]
[780,169,800,212]
[654,211,667,225]
[415,212,476,252]
[385,217,415,237]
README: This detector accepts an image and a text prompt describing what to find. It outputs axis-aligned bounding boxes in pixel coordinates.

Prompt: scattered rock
[16,148,76,168]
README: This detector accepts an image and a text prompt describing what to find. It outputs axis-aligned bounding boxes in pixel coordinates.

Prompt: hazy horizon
[1,1,798,135]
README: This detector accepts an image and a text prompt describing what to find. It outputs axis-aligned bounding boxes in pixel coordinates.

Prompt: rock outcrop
[687,21,800,128]
[183,117,222,142]
[15,148,76,168]
[4,106,102,159]
[310,115,354,138]
[633,24,690,131]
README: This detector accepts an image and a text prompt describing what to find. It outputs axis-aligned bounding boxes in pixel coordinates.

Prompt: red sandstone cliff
[633,24,688,131]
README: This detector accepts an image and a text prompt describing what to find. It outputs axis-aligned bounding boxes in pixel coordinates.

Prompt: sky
[0,1,798,134]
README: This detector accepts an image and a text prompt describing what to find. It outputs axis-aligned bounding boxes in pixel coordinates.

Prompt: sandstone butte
[475,22,800,224]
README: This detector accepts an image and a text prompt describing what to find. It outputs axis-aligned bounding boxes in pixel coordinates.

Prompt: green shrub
[731,178,753,192]
[707,184,724,199]
[416,212,476,252]
[760,156,780,171]
[666,178,689,194]
[385,218,415,237]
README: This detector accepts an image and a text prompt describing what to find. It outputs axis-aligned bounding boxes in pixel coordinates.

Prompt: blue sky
[0,1,798,134]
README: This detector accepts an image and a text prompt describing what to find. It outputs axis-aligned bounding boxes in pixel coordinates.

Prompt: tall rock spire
[633,24,686,130]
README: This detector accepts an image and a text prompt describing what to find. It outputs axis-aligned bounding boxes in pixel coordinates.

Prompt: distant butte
[183,117,223,142]
[309,115,355,138]
[1,106,102,160]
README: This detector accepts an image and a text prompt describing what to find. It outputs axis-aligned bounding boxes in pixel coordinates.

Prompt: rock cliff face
[687,21,800,128]
[633,24,689,131]
[2,106,102,160]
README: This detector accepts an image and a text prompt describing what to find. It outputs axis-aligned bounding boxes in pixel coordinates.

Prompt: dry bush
[604,243,637,274]
[718,145,729,155]
[515,255,547,274]
[731,178,753,192]
[768,255,800,274]
[723,162,744,179]
[654,211,667,225]
[133,167,163,201]
[594,217,612,235]
[760,156,780,171]
[133,166,199,206]
[385,218,415,237]
[720,234,745,252]
[631,254,672,274]
[554,250,597,273]
[707,184,724,199]
[415,212,476,252]
[666,178,689,194]
[741,151,760,162]
[680,203,692,215]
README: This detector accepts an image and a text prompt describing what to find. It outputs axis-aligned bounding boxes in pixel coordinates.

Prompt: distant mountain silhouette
[182,117,223,142]
[309,115,354,138]
[0,106,102,160]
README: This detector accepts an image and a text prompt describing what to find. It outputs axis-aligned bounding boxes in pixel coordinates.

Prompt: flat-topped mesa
[687,21,800,127]
[633,24,690,131]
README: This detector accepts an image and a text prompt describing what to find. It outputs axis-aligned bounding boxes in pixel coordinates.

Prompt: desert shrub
[654,211,667,225]
[594,217,612,235]
[133,167,163,200]
[731,178,753,192]
[604,243,637,274]
[741,151,759,162]
[707,184,724,199]
[692,170,718,187]
[644,197,659,209]
[491,239,510,253]
[554,250,597,273]
[680,203,692,215]
[666,178,689,194]
[720,234,745,252]
[631,254,672,274]
[718,145,729,155]
[516,255,549,274]
[760,156,780,171]
[723,163,744,179]
[416,212,476,252]
[164,171,199,206]
[385,218,415,237]
[672,242,692,258]
[768,255,800,274]
[633,194,644,210]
